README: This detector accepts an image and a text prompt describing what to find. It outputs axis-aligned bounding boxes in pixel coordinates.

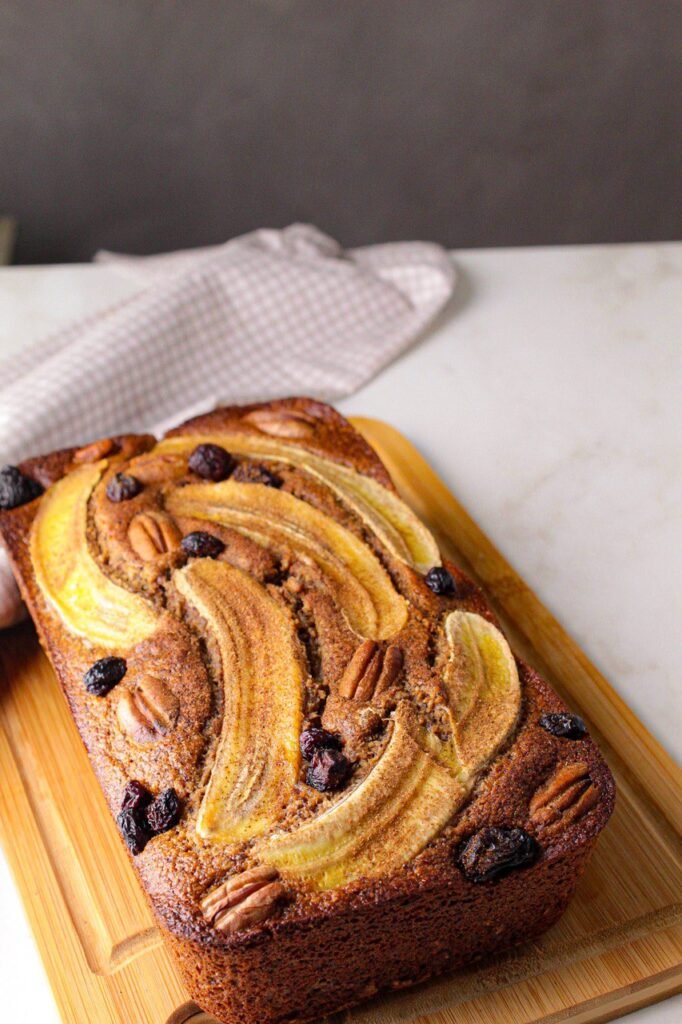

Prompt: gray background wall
[1,0,680,264]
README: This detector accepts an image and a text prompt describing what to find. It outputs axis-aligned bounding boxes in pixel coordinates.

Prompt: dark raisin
[0,465,44,510]
[306,748,352,792]
[299,727,342,761]
[425,566,456,596]
[188,443,235,482]
[106,472,143,502]
[232,462,283,488]
[458,826,538,883]
[83,656,127,696]
[121,780,153,816]
[181,531,225,558]
[146,788,181,835]
[117,807,150,855]
[539,712,588,740]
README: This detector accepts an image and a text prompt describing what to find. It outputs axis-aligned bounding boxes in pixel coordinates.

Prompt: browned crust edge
[0,398,615,1024]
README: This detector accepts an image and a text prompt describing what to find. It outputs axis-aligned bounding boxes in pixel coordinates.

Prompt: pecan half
[73,438,116,463]
[117,675,180,744]
[530,762,600,831]
[244,407,317,439]
[201,866,285,935]
[128,511,181,561]
[338,640,403,701]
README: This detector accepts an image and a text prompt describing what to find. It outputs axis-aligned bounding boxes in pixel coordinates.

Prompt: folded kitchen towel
[0,222,456,626]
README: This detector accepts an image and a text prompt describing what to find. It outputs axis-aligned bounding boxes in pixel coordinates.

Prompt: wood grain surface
[0,418,679,1024]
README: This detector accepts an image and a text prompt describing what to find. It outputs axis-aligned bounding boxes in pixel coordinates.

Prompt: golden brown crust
[0,398,614,1024]
[165,837,593,1024]
[166,396,395,485]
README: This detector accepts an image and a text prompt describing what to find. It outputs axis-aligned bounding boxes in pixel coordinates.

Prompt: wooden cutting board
[0,418,680,1024]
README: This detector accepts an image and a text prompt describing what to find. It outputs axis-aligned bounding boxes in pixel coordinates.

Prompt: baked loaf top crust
[0,398,614,951]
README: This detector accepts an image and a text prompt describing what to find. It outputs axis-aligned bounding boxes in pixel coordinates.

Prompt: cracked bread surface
[0,398,614,1024]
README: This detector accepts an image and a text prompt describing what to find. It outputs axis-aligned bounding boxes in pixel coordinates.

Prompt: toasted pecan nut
[339,641,403,701]
[73,438,117,463]
[354,648,383,702]
[339,640,378,699]
[117,675,180,744]
[201,866,285,935]
[530,762,600,831]
[215,882,286,934]
[244,407,317,439]
[376,644,404,694]
[201,865,279,917]
[128,511,181,561]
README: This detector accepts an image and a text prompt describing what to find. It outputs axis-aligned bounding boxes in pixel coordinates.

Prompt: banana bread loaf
[0,398,614,1024]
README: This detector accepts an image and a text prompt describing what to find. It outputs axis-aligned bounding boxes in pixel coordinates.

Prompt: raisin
[539,712,588,740]
[0,465,43,510]
[117,807,150,855]
[233,462,283,488]
[188,443,235,482]
[146,788,181,834]
[458,826,538,883]
[306,749,352,792]
[106,472,143,502]
[83,656,127,696]
[181,531,225,558]
[299,727,342,761]
[425,566,456,596]
[121,780,153,816]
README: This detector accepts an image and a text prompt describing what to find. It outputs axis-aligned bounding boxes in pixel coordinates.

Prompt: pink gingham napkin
[0,223,455,625]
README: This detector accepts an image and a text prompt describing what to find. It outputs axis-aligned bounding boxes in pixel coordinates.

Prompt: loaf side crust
[0,398,615,1024]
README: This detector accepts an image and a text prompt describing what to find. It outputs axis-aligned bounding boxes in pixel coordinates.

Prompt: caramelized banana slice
[261,704,466,890]
[156,434,440,572]
[30,464,157,648]
[305,455,440,574]
[263,615,520,889]
[168,481,407,640]
[443,611,520,772]
[174,560,305,843]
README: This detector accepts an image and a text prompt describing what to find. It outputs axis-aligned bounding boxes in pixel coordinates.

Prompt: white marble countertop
[0,243,680,1023]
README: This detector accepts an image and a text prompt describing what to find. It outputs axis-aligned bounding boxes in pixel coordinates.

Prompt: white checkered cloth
[0,223,455,626]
